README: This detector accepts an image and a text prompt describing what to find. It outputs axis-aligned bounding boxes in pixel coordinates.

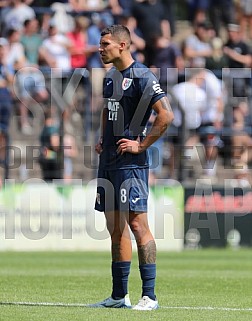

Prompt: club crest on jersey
[122,78,133,90]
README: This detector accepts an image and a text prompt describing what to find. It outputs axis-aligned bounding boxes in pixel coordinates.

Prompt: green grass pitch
[0,249,252,321]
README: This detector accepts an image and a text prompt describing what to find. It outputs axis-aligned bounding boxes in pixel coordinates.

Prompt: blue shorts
[95,168,149,213]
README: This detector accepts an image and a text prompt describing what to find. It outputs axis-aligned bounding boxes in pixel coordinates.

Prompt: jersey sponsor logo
[108,100,120,121]
[131,197,140,204]
[152,81,164,94]
[122,78,133,90]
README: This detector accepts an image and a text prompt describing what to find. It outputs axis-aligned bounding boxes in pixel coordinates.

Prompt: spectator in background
[132,0,170,66]
[39,107,61,182]
[67,15,97,141]
[0,1,9,36]
[186,0,210,24]
[199,69,225,178]
[183,21,212,68]
[67,15,93,69]
[109,0,133,21]
[223,23,251,98]
[239,0,252,40]
[20,18,45,65]
[161,0,176,36]
[63,128,78,182]
[41,20,76,137]
[209,0,235,37]
[6,29,25,71]
[0,37,14,157]
[6,28,48,135]
[21,18,42,65]
[117,13,145,63]
[172,69,207,147]
[151,32,184,91]
[50,2,74,34]
[1,0,35,35]
[69,0,107,12]
[41,20,72,72]
[0,1,9,10]
[231,101,252,181]
[172,69,224,179]
[167,70,207,179]
[30,0,55,6]
[205,37,228,79]
[23,0,35,3]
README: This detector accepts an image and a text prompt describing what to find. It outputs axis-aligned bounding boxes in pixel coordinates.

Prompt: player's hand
[116,138,143,155]
[95,137,103,154]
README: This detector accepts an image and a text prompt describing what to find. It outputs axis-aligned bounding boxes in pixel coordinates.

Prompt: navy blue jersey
[99,61,166,170]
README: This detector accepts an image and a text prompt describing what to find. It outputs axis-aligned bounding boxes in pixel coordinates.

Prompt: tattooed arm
[117,96,174,155]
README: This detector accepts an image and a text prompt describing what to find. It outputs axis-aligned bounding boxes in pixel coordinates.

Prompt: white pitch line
[0,302,88,308]
[0,301,252,312]
[161,306,252,312]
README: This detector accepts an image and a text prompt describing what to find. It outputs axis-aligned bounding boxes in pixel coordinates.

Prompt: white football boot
[133,296,159,310]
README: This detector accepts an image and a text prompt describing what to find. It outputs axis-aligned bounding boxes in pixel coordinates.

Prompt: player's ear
[119,41,126,50]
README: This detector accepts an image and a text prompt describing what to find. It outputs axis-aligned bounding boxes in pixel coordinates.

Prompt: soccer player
[90,25,174,310]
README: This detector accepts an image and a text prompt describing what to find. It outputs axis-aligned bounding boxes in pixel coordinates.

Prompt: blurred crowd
[0,0,252,183]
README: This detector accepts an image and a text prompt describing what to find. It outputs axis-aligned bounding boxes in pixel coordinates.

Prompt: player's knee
[106,221,124,240]
[129,220,148,238]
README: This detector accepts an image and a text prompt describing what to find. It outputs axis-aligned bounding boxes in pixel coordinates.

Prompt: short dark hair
[24,19,31,27]
[6,28,18,38]
[196,21,211,30]
[101,24,131,48]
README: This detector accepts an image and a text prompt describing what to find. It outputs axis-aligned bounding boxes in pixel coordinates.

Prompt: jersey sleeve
[139,69,166,107]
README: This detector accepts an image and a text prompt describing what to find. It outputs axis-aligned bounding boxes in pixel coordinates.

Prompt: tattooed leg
[137,240,157,265]
[133,225,157,301]
[128,211,157,264]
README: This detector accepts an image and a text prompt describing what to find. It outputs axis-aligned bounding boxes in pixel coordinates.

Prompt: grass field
[0,249,252,321]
